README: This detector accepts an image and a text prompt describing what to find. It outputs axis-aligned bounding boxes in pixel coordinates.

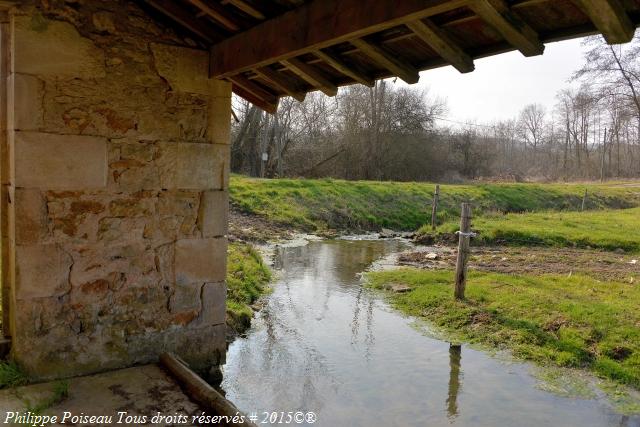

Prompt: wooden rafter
[255,66,306,101]
[406,19,474,73]
[314,49,375,87]
[469,0,544,57]
[228,74,278,107]
[351,38,420,84]
[222,0,265,20]
[186,0,240,32]
[572,0,634,44]
[142,0,223,43]
[232,84,279,114]
[281,58,338,97]
[209,0,468,78]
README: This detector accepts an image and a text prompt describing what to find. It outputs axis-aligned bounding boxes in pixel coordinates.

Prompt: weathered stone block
[69,241,158,291]
[150,43,210,95]
[169,283,202,314]
[10,73,44,131]
[194,282,226,327]
[7,1,231,382]
[15,244,72,300]
[209,79,232,99]
[109,195,156,217]
[13,16,106,78]
[198,191,228,237]
[15,188,48,245]
[14,131,107,189]
[207,96,231,145]
[92,11,117,34]
[175,238,227,285]
[158,143,229,190]
[97,217,146,242]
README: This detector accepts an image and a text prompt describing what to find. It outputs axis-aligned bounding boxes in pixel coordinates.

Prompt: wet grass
[366,269,640,389]
[419,207,640,253]
[230,176,640,232]
[226,242,271,334]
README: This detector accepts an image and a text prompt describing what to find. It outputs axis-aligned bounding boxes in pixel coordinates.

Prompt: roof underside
[139,0,640,113]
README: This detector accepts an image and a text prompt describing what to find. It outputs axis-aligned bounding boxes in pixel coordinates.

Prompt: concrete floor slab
[0,365,204,426]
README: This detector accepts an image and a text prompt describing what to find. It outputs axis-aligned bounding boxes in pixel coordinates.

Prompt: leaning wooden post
[431,184,440,231]
[581,188,587,211]
[454,203,472,300]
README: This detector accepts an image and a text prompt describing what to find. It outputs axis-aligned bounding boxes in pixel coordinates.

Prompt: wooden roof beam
[406,19,474,73]
[572,0,634,44]
[351,38,420,84]
[221,0,266,20]
[186,0,240,32]
[314,49,375,87]
[209,0,468,78]
[142,0,222,43]
[255,66,307,101]
[281,58,339,97]
[469,0,544,57]
[232,84,279,114]
[228,75,279,113]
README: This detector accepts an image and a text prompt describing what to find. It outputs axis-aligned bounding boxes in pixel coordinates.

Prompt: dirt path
[229,208,294,243]
[399,245,639,282]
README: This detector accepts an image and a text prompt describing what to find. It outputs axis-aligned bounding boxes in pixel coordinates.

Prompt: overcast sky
[397,37,588,126]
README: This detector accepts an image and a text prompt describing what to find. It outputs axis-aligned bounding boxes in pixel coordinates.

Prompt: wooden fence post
[431,184,440,231]
[581,188,587,211]
[454,203,472,300]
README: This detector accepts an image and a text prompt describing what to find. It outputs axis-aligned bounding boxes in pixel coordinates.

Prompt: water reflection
[222,239,640,427]
[447,344,462,419]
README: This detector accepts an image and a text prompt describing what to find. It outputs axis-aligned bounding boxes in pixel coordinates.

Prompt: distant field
[419,207,640,253]
[230,176,640,232]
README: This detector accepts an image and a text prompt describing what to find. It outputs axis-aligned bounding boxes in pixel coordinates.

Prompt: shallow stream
[222,238,639,427]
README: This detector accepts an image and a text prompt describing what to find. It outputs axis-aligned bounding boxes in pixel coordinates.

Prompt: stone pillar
[3,1,231,380]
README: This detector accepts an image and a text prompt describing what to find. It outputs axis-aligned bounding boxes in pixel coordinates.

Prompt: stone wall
[3,0,231,379]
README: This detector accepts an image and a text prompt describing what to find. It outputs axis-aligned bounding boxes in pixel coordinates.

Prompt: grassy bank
[418,207,640,253]
[366,269,640,388]
[231,176,640,232]
[226,242,271,335]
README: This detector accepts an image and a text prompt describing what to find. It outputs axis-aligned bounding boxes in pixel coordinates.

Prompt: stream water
[222,239,639,427]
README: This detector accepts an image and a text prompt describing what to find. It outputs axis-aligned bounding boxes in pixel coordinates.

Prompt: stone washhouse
[0,0,637,380]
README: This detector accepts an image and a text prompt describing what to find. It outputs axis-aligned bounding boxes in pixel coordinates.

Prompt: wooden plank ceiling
[140,0,640,113]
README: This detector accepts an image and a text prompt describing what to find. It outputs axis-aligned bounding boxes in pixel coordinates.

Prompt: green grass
[419,207,640,253]
[366,269,640,388]
[24,380,69,415]
[0,361,28,388]
[226,242,271,334]
[230,175,640,232]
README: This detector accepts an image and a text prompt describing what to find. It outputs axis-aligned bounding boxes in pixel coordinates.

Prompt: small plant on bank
[0,361,28,389]
[24,380,70,415]
[226,242,272,335]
